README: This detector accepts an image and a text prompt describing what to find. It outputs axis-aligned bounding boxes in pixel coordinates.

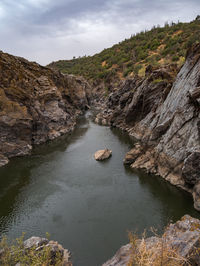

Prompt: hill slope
[94,43,200,211]
[48,17,200,85]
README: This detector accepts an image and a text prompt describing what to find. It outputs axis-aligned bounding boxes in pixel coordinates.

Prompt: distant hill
[48,17,200,84]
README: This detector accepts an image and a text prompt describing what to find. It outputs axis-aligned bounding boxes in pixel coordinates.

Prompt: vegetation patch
[48,17,200,85]
[0,234,63,266]
[128,232,189,266]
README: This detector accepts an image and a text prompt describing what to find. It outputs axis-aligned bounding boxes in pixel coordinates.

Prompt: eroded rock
[0,236,72,266]
[0,51,91,166]
[193,182,200,211]
[182,151,200,185]
[94,149,112,161]
[123,143,143,165]
[24,237,72,266]
[94,44,200,211]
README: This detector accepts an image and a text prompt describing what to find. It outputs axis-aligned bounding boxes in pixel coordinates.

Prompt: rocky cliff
[94,43,200,211]
[0,51,91,167]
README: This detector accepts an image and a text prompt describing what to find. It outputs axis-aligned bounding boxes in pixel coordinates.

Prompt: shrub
[123,67,133,77]
[172,55,179,62]
[0,234,63,266]
[138,65,146,77]
[128,232,188,266]
[133,64,143,74]
[48,18,200,84]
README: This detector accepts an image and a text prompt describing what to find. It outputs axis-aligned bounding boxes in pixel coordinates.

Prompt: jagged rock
[94,44,200,211]
[23,236,49,249]
[94,149,112,161]
[0,236,72,266]
[0,154,9,167]
[193,182,200,211]
[0,51,91,166]
[182,151,200,185]
[123,143,143,165]
[102,244,131,266]
[24,237,72,266]
[103,215,200,266]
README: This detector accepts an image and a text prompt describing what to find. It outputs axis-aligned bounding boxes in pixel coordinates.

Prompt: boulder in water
[94,149,112,161]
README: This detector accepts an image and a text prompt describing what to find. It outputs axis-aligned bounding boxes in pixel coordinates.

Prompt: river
[0,113,200,265]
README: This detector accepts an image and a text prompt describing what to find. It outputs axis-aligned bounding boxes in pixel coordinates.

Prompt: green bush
[48,18,200,84]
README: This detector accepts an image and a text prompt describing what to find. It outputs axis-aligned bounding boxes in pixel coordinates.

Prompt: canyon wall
[95,44,200,210]
[0,51,91,166]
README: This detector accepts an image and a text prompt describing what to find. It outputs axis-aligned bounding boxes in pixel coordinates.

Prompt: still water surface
[0,113,200,265]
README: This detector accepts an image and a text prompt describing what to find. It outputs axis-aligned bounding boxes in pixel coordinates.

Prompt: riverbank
[93,43,200,212]
[1,115,200,265]
[0,51,91,167]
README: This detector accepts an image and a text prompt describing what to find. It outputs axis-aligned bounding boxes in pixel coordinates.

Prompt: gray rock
[23,236,48,249]
[102,244,131,266]
[0,51,91,166]
[0,154,9,167]
[24,237,72,266]
[95,44,200,210]
[193,181,200,211]
[182,151,200,185]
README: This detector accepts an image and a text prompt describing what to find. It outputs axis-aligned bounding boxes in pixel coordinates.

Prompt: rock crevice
[94,43,200,210]
[0,51,91,166]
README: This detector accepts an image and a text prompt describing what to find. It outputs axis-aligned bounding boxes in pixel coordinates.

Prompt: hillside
[48,16,200,85]
[94,42,200,212]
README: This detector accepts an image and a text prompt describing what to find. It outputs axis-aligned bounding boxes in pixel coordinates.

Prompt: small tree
[195,15,200,21]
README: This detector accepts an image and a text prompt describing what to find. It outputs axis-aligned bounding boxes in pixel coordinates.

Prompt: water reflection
[0,115,200,266]
[0,115,89,235]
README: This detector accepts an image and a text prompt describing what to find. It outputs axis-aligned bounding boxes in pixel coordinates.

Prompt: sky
[0,0,199,65]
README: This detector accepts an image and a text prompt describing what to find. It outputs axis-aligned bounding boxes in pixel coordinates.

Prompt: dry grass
[127,231,189,266]
[0,234,63,266]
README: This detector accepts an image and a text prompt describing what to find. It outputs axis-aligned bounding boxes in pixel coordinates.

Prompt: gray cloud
[0,0,199,65]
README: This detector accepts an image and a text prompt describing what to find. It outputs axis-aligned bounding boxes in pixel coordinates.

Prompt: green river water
[0,113,200,265]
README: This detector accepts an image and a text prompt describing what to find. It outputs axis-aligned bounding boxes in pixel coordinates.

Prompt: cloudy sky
[0,0,199,65]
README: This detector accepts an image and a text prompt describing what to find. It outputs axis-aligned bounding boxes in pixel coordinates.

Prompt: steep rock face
[103,215,200,266]
[95,44,200,210]
[0,51,91,166]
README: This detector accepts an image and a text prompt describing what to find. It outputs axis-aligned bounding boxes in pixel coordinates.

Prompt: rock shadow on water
[0,116,89,236]
[127,167,200,223]
[110,127,135,147]
[32,115,89,156]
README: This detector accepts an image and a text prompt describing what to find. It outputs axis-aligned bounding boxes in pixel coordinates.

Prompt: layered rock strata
[95,44,200,210]
[0,51,91,166]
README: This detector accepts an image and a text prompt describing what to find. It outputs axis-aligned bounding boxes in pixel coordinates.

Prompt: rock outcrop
[0,51,91,166]
[103,215,200,266]
[94,44,200,211]
[94,149,112,161]
[0,236,72,265]
[24,237,72,266]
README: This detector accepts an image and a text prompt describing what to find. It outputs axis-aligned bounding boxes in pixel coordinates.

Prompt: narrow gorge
[1,30,200,266]
[94,43,200,212]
